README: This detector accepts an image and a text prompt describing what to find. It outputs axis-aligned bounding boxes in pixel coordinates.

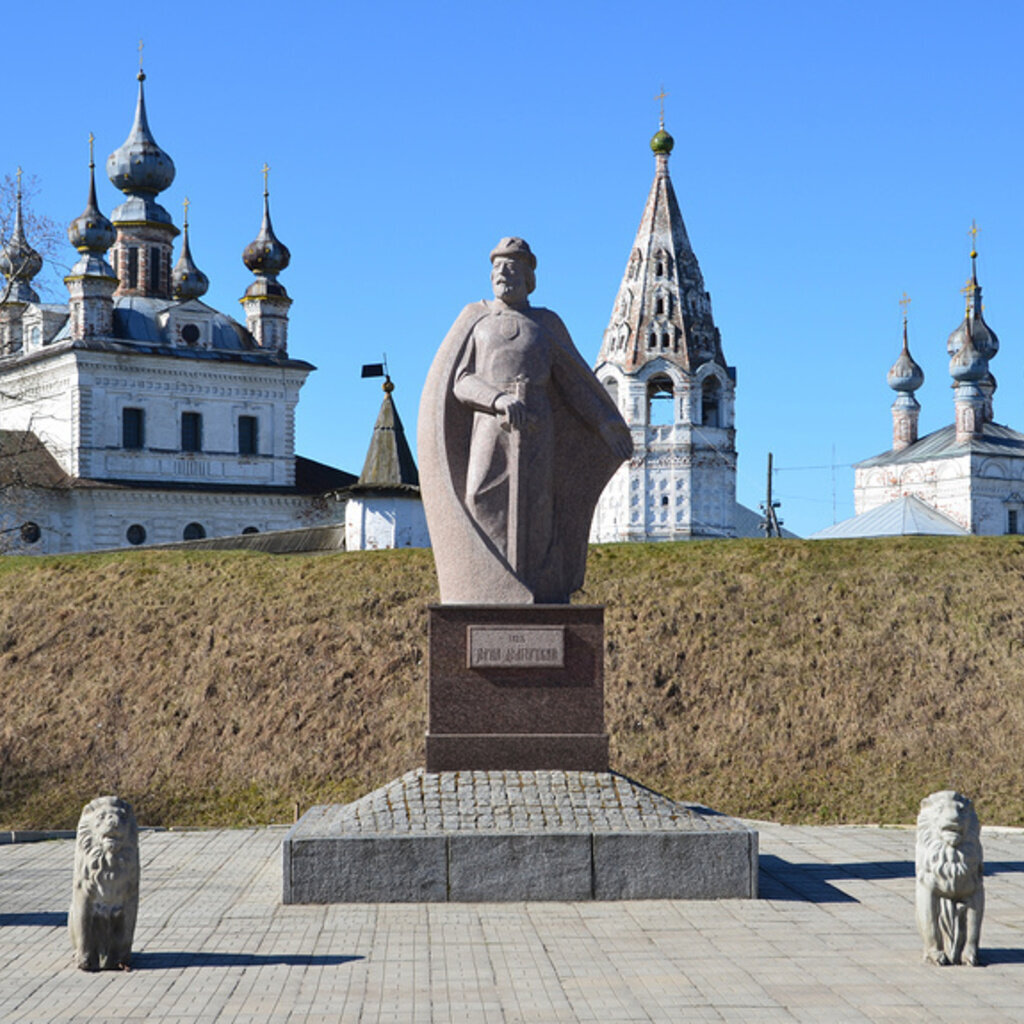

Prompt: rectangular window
[238,415,259,455]
[181,412,202,453]
[122,407,145,449]
[1009,510,1019,535]
[126,247,138,289]
[148,246,161,292]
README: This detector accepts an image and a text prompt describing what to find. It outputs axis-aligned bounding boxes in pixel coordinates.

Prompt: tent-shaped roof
[348,388,419,494]
[809,495,968,539]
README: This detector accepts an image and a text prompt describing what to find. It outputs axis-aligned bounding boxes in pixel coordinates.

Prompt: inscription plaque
[468,626,565,668]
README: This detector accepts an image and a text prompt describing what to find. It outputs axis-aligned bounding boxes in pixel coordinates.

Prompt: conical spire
[172,198,209,300]
[0,168,42,304]
[354,377,420,489]
[106,63,175,225]
[597,118,724,374]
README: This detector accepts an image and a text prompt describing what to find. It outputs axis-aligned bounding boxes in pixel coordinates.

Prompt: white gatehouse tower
[591,119,737,542]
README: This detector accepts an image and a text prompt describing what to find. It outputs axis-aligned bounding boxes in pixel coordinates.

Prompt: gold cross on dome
[899,292,911,320]
[88,132,95,166]
[138,39,144,71]
[183,196,190,228]
[262,162,270,195]
[654,85,668,128]
[15,166,22,191]
[968,219,979,254]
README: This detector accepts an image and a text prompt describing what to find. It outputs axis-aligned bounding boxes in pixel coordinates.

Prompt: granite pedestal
[283,607,758,903]
[426,605,608,772]
[283,769,758,903]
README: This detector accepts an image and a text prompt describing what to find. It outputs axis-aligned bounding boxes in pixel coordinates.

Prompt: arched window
[183,522,206,541]
[647,375,674,426]
[702,378,721,427]
[603,376,619,410]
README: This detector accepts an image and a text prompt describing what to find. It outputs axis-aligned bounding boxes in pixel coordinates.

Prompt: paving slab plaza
[3,821,1024,1022]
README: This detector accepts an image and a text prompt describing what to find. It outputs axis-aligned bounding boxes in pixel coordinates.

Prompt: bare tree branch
[0,172,69,302]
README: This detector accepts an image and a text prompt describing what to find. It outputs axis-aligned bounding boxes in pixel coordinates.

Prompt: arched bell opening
[647,374,674,426]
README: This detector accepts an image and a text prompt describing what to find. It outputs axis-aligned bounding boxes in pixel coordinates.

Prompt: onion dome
[887,318,924,393]
[949,326,987,383]
[172,199,209,300]
[650,127,674,154]
[106,69,175,226]
[68,139,116,255]
[242,176,290,297]
[947,252,999,361]
[0,169,42,303]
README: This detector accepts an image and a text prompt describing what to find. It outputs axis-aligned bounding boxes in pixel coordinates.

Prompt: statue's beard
[494,281,527,305]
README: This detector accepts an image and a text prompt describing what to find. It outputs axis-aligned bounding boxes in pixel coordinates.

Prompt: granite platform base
[282,769,758,903]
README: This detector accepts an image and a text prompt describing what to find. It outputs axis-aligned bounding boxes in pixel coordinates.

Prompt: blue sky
[5,0,1024,536]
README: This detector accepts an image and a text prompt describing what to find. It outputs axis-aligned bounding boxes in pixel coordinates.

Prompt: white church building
[816,247,1024,538]
[0,67,353,555]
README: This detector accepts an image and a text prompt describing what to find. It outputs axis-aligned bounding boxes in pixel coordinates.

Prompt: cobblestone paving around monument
[291,769,749,837]
[2,822,1024,1022]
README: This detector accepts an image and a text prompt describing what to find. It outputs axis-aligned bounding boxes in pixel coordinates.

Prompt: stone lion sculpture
[915,790,984,966]
[68,796,139,971]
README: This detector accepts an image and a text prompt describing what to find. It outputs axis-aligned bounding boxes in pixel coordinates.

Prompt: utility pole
[760,452,783,537]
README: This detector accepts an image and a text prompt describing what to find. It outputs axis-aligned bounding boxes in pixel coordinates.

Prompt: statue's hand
[601,420,634,460]
[495,393,527,431]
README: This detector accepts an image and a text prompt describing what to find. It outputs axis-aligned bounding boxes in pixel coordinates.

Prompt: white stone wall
[0,485,336,555]
[855,458,971,529]
[0,348,309,488]
[345,494,430,550]
[0,351,79,474]
[74,353,307,486]
[852,451,1024,534]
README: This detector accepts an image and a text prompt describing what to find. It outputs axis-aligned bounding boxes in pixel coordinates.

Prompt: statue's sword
[501,375,528,574]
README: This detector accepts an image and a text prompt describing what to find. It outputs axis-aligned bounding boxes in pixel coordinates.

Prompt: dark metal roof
[855,421,1024,469]
[294,456,357,494]
[348,391,420,493]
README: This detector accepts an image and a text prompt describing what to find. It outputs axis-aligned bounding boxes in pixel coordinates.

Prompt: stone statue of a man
[419,237,632,604]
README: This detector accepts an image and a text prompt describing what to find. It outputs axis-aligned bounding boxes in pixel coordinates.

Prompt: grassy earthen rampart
[2,536,1022,828]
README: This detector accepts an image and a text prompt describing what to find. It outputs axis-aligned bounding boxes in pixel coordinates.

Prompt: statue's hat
[489,236,536,269]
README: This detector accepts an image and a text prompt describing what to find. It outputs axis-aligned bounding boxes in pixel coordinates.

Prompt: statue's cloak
[418,300,628,604]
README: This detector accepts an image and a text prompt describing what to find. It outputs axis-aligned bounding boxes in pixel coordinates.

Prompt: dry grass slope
[2,536,1023,829]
